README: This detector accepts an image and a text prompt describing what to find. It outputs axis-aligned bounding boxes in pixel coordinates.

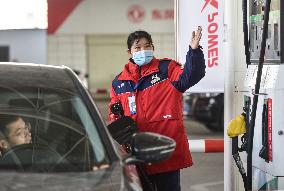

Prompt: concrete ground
[95,100,224,191]
[181,119,224,191]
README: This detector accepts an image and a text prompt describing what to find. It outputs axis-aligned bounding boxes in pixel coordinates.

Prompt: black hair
[127,30,154,50]
[0,114,20,137]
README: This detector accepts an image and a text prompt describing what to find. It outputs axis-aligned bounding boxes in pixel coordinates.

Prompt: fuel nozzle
[108,102,136,145]
[110,102,124,118]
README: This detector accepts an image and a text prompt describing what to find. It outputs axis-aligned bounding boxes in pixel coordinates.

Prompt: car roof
[0,62,79,92]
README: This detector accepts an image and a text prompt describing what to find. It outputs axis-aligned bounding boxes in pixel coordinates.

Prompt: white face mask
[132,50,154,66]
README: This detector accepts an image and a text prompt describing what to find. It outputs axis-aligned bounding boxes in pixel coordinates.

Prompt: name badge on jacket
[128,95,136,114]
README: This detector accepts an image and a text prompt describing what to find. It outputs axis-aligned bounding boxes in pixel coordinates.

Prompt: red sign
[268,98,272,161]
[48,0,83,34]
[201,0,218,12]
[201,0,219,68]
[177,0,224,92]
[152,9,174,20]
[127,5,145,23]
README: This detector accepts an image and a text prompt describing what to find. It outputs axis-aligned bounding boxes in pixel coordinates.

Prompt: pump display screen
[249,0,283,63]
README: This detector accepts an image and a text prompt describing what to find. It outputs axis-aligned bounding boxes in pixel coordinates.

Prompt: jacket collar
[118,58,159,82]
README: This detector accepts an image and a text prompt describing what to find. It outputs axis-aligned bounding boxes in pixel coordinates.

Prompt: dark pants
[144,170,181,191]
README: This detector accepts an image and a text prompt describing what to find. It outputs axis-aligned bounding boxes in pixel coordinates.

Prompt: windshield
[0,86,108,172]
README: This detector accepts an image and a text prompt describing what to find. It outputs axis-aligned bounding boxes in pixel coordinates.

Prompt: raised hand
[190,26,202,49]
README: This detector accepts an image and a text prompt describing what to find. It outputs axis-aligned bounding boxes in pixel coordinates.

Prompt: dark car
[0,63,175,191]
[192,93,224,132]
[183,93,200,117]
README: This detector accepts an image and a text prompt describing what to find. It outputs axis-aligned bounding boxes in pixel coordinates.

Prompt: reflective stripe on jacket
[109,46,206,175]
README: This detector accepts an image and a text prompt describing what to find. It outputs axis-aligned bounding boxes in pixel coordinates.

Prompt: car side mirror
[124,132,176,165]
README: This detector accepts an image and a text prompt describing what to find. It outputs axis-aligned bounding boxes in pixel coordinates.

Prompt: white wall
[47,34,86,73]
[57,0,174,34]
[0,29,46,64]
[47,0,175,89]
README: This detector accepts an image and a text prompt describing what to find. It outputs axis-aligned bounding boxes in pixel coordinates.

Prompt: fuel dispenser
[229,0,284,190]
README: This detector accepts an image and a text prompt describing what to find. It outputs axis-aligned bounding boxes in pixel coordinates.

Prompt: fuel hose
[246,0,271,189]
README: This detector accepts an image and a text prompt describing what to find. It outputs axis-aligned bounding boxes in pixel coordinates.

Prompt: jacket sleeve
[169,46,206,93]
[108,85,120,123]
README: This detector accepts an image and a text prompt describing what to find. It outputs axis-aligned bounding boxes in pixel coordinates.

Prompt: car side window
[0,87,109,172]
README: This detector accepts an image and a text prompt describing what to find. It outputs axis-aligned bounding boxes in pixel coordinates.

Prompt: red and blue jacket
[109,46,206,175]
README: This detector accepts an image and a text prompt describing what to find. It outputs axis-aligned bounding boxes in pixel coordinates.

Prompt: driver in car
[0,114,32,154]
